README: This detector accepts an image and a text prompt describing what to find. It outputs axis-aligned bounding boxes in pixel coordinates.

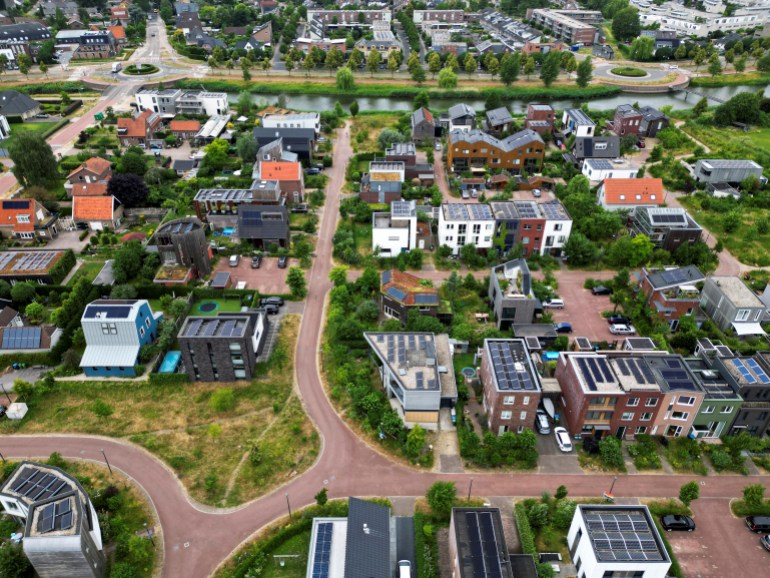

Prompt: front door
[498,425,508,435]
[616,426,626,439]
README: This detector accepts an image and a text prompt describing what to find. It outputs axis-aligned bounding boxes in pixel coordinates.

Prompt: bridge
[669,86,727,103]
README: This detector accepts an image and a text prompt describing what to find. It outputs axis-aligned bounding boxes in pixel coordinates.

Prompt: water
[243,83,769,113]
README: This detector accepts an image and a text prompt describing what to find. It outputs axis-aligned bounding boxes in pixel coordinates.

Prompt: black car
[251,255,262,269]
[290,204,309,214]
[607,314,630,325]
[277,256,288,269]
[0,404,6,418]
[661,515,696,532]
[261,297,284,307]
[263,304,280,315]
[554,322,573,334]
[592,285,613,296]
[761,534,770,552]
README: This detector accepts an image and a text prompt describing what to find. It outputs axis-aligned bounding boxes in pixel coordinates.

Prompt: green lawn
[67,261,105,287]
[1,122,58,154]
[192,298,248,316]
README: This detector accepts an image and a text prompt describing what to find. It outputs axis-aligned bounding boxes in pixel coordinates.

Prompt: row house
[437,203,495,255]
[717,351,770,437]
[572,136,620,162]
[525,8,599,45]
[384,142,434,183]
[294,37,347,53]
[490,199,571,257]
[447,128,544,174]
[413,9,467,28]
[354,30,402,58]
[639,106,670,138]
[639,266,705,331]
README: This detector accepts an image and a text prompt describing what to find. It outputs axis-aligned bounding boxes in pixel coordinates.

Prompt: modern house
[479,338,542,435]
[66,157,112,189]
[411,107,436,143]
[0,250,72,284]
[253,127,316,160]
[717,352,770,437]
[261,112,321,135]
[135,88,184,117]
[79,300,163,377]
[440,103,477,133]
[597,178,665,211]
[525,103,555,134]
[572,136,621,161]
[490,200,572,258]
[630,207,702,252]
[55,29,117,59]
[699,276,767,337]
[178,312,267,381]
[252,138,305,202]
[567,505,670,578]
[371,200,418,256]
[380,269,441,323]
[117,109,162,147]
[485,106,514,136]
[645,355,706,438]
[238,202,290,250]
[0,90,41,120]
[385,142,435,183]
[438,203,495,255]
[692,159,766,186]
[0,461,106,578]
[72,195,122,231]
[0,199,59,240]
[582,158,640,183]
[592,44,614,59]
[639,266,704,330]
[488,259,537,330]
[152,217,211,284]
[446,128,545,174]
[561,108,596,137]
[364,332,457,427]
[639,106,670,138]
[612,104,643,136]
[449,508,515,578]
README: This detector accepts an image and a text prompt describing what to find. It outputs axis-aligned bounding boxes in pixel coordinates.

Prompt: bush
[627,434,662,470]
[611,66,647,77]
[209,388,236,412]
[599,436,625,470]
[514,502,537,555]
[91,399,114,417]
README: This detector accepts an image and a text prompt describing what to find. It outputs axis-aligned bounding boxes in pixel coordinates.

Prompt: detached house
[597,178,665,211]
[411,107,436,143]
[66,156,112,194]
[525,103,555,134]
[700,276,767,337]
[117,109,162,147]
[380,269,442,323]
[488,259,537,329]
[572,136,620,161]
[72,195,123,231]
[485,106,513,136]
[0,90,41,120]
[168,119,201,140]
[562,108,595,137]
[640,266,705,330]
[631,207,702,251]
[612,104,643,136]
[639,106,670,138]
[0,199,58,240]
[440,103,476,133]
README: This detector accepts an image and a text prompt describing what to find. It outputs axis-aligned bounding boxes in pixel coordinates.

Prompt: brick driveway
[211,256,293,295]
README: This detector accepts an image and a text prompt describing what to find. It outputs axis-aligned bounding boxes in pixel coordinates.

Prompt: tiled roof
[412,106,434,125]
[108,25,125,39]
[602,178,664,205]
[118,109,159,138]
[169,119,201,132]
[381,269,439,306]
[450,128,543,152]
[0,199,34,233]
[68,156,112,179]
[73,195,117,221]
[71,182,109,196]
[259,161,300,181]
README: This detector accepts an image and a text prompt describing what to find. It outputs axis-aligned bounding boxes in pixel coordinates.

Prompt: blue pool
[222,228,235,236]
[159,351,181,374]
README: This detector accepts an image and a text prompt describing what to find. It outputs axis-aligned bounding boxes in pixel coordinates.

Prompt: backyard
[350,112,404,154]
[0,121,58,154]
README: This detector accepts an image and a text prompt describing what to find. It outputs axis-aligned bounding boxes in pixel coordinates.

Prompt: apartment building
[446,128,544,174]
[413,9,467,28]
[631,207,702,252]
[438,203,495,254]
[632,0,769,37]
[525,8,599,44]
[710,351,770,436]
[490,200,571,258]
[639,266,704,330]
[488,259,538,330]
[700,276,767,336]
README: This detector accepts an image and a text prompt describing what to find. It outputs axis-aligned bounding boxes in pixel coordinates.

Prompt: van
[398,560,411,578]
[111,62,122,73]
[745,516,770,533]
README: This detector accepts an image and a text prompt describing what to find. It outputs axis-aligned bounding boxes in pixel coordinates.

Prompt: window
[523,396,530,405]
[703,405,714,414]
[16,215,30,223]
[100,323,117,335]
[520,411,527,420]
[736,309,750,322]
[672,411,689,420]
[501,411,512,420]
[622,412,634,421]
[641,412,653,421]
[503,396,515,405]
[139,327,145,338]
[678,396,695,406]
[627,397,640,407]
[646,398,659,407]
[635,426,647,435]
[720,406,734,414]
[145,317,151,328]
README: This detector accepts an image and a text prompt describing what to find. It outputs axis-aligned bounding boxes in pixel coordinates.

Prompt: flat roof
[0,250,66,277]
[451,508,514,578]
[708,276,765,308]
[578,505,669,564]
[568,354,623,394]
[179,315,250,339]
[485,338,541,392]
[723,356,770,388]
[608,357,660,392]
[442,203,494,222]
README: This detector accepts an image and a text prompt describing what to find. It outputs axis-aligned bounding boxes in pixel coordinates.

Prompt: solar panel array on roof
[656,357,697,391]
[310,522,333,578]
[660,268,691,285]
[37,497,75,534]
[465,511,505,578]
[10,467,69,502]
[1,327,41,350]
[525,336,541,351]
[585,511,664,563]
[10,251,57,272]
[588,159,614,170]
[414,293,439,305]
[514,201,538,219]
[386,286,407,301]
[614,358,656,386]
[446,204,469,220]
[381,270,391,285]
[732,358,770,385]
[468,204,493,220]
[576,356,615,391]
[650,212,687,225]
[539,202,567,220]
[488,341,535,392]
[83,305,133,319]
[2,200,29,210]
[391,201,414,218]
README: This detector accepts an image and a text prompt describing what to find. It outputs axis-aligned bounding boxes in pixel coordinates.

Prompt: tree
[329,265,348,286]
[24,302,45,323]
[555,485,568,500]
[387,52,399,77]
[111,284,138,299]
[758,53,770,72]
[630,36,655,61]
[11,282,36,306]
[284,56,295,75]
[487,55,500,78]
[366,49,382,77]
[112,241,146,283]
[327,47,344,72]
[413,90,429,110]
[203,138,230,171]
[286,267,307,298]
[576,56,593,87]
[335,66,355,90]
[464,54,477,77]
[743,483,765,509]
[119,149,148,176]
[563,232,598,266]
[315,487,328,506]
[734,56,747,73]
[236,133,257,163]
[302,52,314,76]
[692,97,708,118]
[524,57,535,80]
[405,424,427,460]
[406,52,420,74]
[107,174,149,208]
[8,131,59,189]
[237,91,253,116]
[540,51,561,87]
[612,7,641,41]
[378,127,406,149]
[693,48,706,70]
[349,100,359,117]
[411,66,426,83]
[438,67,458,89]
[674,43,687,60]
[241,60,251,81]
[607,234,654,268]
[39,62,48,78]
[0,542,32,578]
[348,48,364,69]
[428,51,442,78]
[500,52,520,85]
[679,481,700,507]
[426,480,456,520]
[707,54,722,76]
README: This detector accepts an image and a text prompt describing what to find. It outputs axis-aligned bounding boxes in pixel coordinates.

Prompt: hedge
[0,351,55,368]
[514,502,537,555]
[48,250,76,285]
[148,372,190,385]
[653,520,684,578]
[41,118,70,140]
[0,81,90,95]
[414,512,439,578]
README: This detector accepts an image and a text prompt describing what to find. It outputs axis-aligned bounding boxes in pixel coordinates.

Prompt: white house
[567,505,671,578]
[261,112,321,135]
[562,108,596,137]
[540,200,573,257]
[372,200,418,256]
[438,203,495,255]
[582,158,640,183]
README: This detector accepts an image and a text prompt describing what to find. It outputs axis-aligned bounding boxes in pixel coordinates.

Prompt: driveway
[210,256,293,295]
[44,230,91,252]
[547,269,617,343]
[536,430,582,474]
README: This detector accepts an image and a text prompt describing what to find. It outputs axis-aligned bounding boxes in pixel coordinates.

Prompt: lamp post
[467,477,474,500]
[609,476,618,495]
[0,450,5,464]
[0,383,10,404]
[285,492,292,519]
[100,448,113,475]
[144,522,155,546]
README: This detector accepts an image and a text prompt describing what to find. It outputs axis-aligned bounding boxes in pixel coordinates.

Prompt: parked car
[277,256,288,269]
[554,322,573,334]
[543,298,565,309]
[536,409,550,435]
[461,191,470,200]
[35,113,50,119]
[607,314,630,325]
[761,534,770,552]
[554,427,572,452]
[609,324,636,335]
[661,515,696,532]
[592,285,613,295]
[435,142,442,151]
[637,139,646,148]
[291,204,309,213]
[261,297,284,307]
[228,254,240,267]
[745,516,770,533]
[0,404,6,418]
[305,167,320,175]
[668,64,679,69]
[263,304,279,315]
[251,255,262,269]
[532,188,542,198]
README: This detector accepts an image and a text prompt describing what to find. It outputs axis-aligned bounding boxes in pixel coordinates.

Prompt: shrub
[91,399,113,417]
[552,499,577,530]
[611,66,647,77]
[627,434,662,470]
[599,437,625,470]
[514,502,536,555]
[209,388,236,412]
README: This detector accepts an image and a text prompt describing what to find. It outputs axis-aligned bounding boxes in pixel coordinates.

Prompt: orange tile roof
[108,25,126,40]
[418,107,434,124]
[111,7,128,18]
[169,120,201,132]
[71,182,109,196]
[602,178,664,205]
[260,161,300,181]
[73,196,116,221]
[381,269,439,306]
[67,157,112,179]
[118,110,156,138]
[0,199,34,233]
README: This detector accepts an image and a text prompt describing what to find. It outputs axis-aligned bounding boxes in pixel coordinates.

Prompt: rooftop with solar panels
[0,250,67,277]
[568,354,624,393]
[380,269,439,307]
[683,357,740,400]
[608,356,661,392]
[0,462,82,508]
[442,203,494,222]
[723,356,770,387]
[485,339,541,393]
[452,508,514,578]
[82,299,142,320]
[180,316,250,339]
[28,492,80,537]
[643,355,702,393]
[577,505,669,565]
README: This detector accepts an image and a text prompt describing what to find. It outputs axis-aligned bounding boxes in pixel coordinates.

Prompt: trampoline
[461,367,477,378]
[197,301,218,313]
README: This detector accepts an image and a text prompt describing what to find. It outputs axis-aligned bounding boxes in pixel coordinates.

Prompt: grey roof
[0,90,39,116]
[564,108,596,126]
[172,159,197,171]
[486,106,512,126]
[645,266,704,290]
[82,299,143,321]
[639,106,668,122]
[344,497,391,578]
[450,128,543,152]
[697,159,763,170]
[485,338,541,392]
[708,276,765,308]
[573,136,620,159]
[442,203,494,221]
[447,103,476,120]
[578,505,669,564]
[385,142,416,156]
[179,315,250,339]
[93,260,115,286]
[411,106,434,126]
[615,104,641,118]
[529,103,553,111]
[0,23,52,42]
[452,508,513,578]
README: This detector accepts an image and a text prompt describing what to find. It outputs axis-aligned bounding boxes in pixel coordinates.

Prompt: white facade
[262,113,321,134]
[193,92,229,117]
[562,109,596,138]
[582,159,640,183]
[438,203,495,255]
[542,217,572,256]
[372,200,417,256]
[631,0,769,37]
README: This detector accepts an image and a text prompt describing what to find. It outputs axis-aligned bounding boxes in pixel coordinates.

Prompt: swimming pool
[159,350,181,373]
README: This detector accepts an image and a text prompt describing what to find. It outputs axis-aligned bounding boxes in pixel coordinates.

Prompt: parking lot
[210,256,294,295]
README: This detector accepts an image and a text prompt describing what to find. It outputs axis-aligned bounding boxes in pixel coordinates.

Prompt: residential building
[0,23,52,43]
[66,157,112,188]
[194,182,283,224]
[0,199,59,240]
[692,159,767,186]
[178,312,268,381]
[0,461,105,578]
[567,505,670,578]
[449,508,515,578]
[253,127,316,160]
[70,182,109,197]
[440,103,477,133]
[644,355,706,437]
[175,12,201,34]
[168,119,201,139]
[238,203,290,250]
[0,250,72,284]
[174,2,199,14]
[561,108,595,137]
[447,128,544,174]
[522,39,567,54]
[0,90,41,120]
[631,206,702,251]
[633,0,769,38]
[639,106,670,137]
[0,305,21,328]
[684,351,743,439]
[438,203,495,255]
[597,178,665,211]
[718,352,770,436]
[540,200,573,257]
[252,140,305,202]
[261,112,320,134]
[135,88,184,118]
[488,259,537,330]
[175,91,228,117]
[80,299,163,377]
[306,9,392,37]
[572,136,620,161]
[592,44,614,59]
[525,103,555,134]
[252,21,272,44]
[117,109,162,147]
[485,106,513,136]
[479,338,542,434]
[641,29,682,50]
[294,37,347,53]
[413,9,467,26]
[525,9,600,44]
[380,269,441,323]
[364,332,457,427]
[612,104,643,136]
[195,114,231,142]
[152,217,211,284]
[72,195,123,231]
[355,30,402,58]
[372,200,417,256]
[55,29,117,59]
[411,107,436,143]
[490,200,571,257]
[360,172,402,203]
[384,142,416,166]
[108,25,126,45]
[640,266,704,330]
[700,276,767,337]
[110,6,128,25]
[582,158,640,183]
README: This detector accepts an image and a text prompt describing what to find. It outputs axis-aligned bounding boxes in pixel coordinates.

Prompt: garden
[662,437,708,475]
[577,435,627,473]
[124,63,160,75]
[610,66,648,77]
[627,434,663,470]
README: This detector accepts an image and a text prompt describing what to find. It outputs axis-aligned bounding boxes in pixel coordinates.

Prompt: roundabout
[611,66,649,78]
[123,63,160,75]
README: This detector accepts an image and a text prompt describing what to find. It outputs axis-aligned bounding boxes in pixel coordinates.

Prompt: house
[0,22,52,43]
[488,259,537,330]
[258,0,277,14]
[411,107,436,143]
[582,158,639,183]
[168,119,201,139]
[525,103,555,134]
[55,29,117,59]
[0,461,106,578]
[135,88,184,117]
[526,8,600,44]
[110,6,129,25]
[440,103,477,133]
[597,178,665,211]
[380,269,441,323]
[639,106,670,138]
[645,354,707,438]
[360,171,402,204]
[152,217,211,284]
[178,312,268,381]
[252,138,305,202]
[176,12,201,34]
[384,142,416,166]
[66,156,112,188]
[261,112,320,135]
[640,266,705,330]
[174,2,198,14]
[692,159,766,186]
[631,206,702,251]
[479,338,542,435]
[491,200,572,257]
[117,109,162,147]
[700,276,767,337]
[372,200,417,256]
[194,182,283,224]
[447,129,545,174]
[0,199,58,240]
[540,200,573,257]
[79,299,163,377]
[176,91,228,116]
[252,21,272,43]
[253,127,316,160]
[72,195,122,231]
[449,508,515,578]
[238,202,290,250]
[714,352,770,436]
[592,44,614,59]
[572,136,620,161]
[0,90,41,120]
[355,29,402,58]
[70,182,109,197]
[364,331,457,427]
[295,37,347,53]
[0,305,21,327]
[485,106,513,136]
[108,25,126,45]
[612,104,643,136]
[562,108,596,137]
[0,250,72,284]
[438,202,495,255]
[567,505,670,578]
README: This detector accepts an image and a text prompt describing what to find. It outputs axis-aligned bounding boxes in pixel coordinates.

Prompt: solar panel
[616,358,630,376]
[57,499,71,515]
[2,200,29,209]
[577,357,597,391]
[311,522,334,578]
[386,286,407,301]
[381,270,391,285]
[414,293,438,305]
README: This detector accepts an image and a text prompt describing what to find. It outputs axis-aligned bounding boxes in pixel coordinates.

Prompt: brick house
[447,129,544,174]
[639,266,705,331]
[66,156,112,188]
[255,161,304,203]
[168,119,201,140]
[612,104,643,136]
[117,109,162,147]
[72,195,123,231]
[525,104,555,134]
[411,107,436,143]
[0,199,58,240]
[645,355,705,438]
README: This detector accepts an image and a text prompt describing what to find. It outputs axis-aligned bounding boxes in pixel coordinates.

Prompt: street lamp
[467,477,474,500]
[100,448,113,475]
[609,476,618,495]
[144,522,155,546]
[285,492,292,519]
[0,450,5,464]
[0,382,11,404]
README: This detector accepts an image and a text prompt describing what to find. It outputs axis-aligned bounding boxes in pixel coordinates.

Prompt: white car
[543,298,564,309]
[554,427,572,452]
[610,324,636,335]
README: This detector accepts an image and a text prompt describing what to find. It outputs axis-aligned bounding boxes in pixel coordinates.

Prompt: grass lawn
[66,260,106,287]
[680,122,770,178]
[1,122,58,154]
[258,530,313,578]
[350,112,403,154]
[2,315,319,507]
[192,298,248,315]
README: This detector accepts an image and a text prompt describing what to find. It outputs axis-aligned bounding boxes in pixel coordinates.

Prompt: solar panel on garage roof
[1,327,41,350]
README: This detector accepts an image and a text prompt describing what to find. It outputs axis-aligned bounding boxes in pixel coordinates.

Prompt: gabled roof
[344,498,391,578]
[259,161,300,181]
[68,156,112,178]
[447,103,475,120]
[381,269,439,307]
[486,106,513,126]
[0,199,35,232]
[601,178,664,205]
[412,106,434,126]
[169,119,201,132]
[0,90,39,116]
[108,25,125,39]
[110,6,128,17]
[118,110,160,138]
[73,195,119,221]
[71,182,109,196]
[450,128,543,152]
